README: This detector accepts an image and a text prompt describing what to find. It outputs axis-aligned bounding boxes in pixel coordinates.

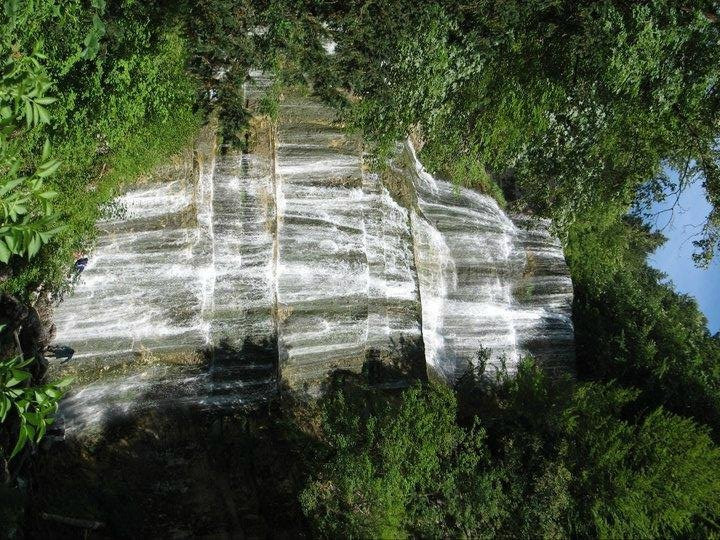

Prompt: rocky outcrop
[0,293,55,380]
[49,75,574,433]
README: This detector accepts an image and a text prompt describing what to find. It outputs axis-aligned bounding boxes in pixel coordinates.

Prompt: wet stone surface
[51,73,573,435]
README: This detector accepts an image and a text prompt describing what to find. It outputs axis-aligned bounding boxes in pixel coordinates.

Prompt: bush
[300,379,506,538]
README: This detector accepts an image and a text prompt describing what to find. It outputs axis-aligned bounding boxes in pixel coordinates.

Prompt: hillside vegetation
[2,1,720,537]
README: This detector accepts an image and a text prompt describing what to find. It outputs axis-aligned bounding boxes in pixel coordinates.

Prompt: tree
[300,379,507,538]
[564,384,720,538]
[570,217,720,435]
[299,362,720,538]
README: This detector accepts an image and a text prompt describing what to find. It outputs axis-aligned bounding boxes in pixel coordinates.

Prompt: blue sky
[645,171,720,334]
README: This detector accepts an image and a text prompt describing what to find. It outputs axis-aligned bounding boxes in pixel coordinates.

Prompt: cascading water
[51,74,573,434]
[53,176,211,360]
[274,95,424,391]
[402,143,574,380]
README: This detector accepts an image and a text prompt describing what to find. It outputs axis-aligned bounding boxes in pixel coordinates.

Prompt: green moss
[424,150,507,208]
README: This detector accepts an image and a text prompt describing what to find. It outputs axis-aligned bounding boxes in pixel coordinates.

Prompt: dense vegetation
[315,0,720,264]
[299,364,720,538]
[2,0,720,537]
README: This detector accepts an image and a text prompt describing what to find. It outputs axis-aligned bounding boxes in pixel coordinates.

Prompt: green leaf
[0,395,10,422]
[36,160,61,178]
[45,387,61,399]
[25,101,32,126]
[92,14,105,33]
[9,161,21,177]
[0,239,11,263]
[36,103,50,124]
[54,377,73,388]
[28,233,41,259]
[34,97,56,105]
[24,412,39,426]
[0,178,24,197]
[10,424,28,458]
[46,224,67,236]
[4,234,17,253]
[41,138,51,161]
[6,369,31,387]
[38,159,57,170]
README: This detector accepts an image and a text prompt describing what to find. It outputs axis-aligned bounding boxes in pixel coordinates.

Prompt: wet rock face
[274,96,424,391]
[51,73,573,433]
[401,145,574,380]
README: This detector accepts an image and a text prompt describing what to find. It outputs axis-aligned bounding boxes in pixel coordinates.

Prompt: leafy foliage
[0,354,69,459]
[263,1,720,260]
[300,362,720,538]
[300,380,505,538]
[0,10,65,264]
[181,0,256,148]
[565,384,720,538]
[0,0,202,296]
[572,222,720,435]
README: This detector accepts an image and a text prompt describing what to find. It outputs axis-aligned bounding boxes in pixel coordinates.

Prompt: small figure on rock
[46,344,75,364]
[74,257,89,274]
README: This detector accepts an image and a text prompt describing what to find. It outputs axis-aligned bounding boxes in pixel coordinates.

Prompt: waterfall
[53,163,212,360]
[403,142,574,380]
[51,76,573,433]
[273,95,425,391]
